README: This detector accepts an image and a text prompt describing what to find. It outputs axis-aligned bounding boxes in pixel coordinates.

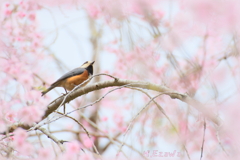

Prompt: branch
[37,127,65,152]
[55,111,101,157]
[200,118,206,160]
[3,76,220,134]
[127,87,190,159]
[117,93,164,156]
[43,78,220,125]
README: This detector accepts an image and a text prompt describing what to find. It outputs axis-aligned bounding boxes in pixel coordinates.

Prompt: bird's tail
[41,86,54,96]
[41,81,60,96]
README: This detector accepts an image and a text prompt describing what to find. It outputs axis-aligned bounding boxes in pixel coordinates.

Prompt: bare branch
[200,118,206,160]
[37,127,65,152]
[55,112,101,157]
[3,75,220,135]
[127,87,191,159]
[117,93,164,155]
[43,77,220,125]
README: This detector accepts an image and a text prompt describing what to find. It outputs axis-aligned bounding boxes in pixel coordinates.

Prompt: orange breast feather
[63,70,89,91]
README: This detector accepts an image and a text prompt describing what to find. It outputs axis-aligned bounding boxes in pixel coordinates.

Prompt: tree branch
[3,76,220,135]
[37,127,65,152]
[43,78,220,125]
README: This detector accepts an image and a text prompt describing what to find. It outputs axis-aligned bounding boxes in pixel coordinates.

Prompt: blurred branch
[29,128,147,159]
[37,127,65,152]
[127,87,190,159]
[55,111,101,157]
[116,93,165,157]
[55,111,90,136]
[200,118,206,160]
[216,128,229,156]
[88,16,102,153]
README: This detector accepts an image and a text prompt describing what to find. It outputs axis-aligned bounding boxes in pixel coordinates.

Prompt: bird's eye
[83,61,88,64]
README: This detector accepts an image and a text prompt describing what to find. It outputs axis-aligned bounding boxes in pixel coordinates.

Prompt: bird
[41,61,95,96]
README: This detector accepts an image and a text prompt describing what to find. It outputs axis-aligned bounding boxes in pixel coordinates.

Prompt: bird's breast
[61,70,90,91]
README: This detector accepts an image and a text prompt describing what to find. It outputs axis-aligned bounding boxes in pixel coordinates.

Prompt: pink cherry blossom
[28,13,36,21]
[38,148,53,159]
[18,106,44,125]
[4,9,12,16]
[101,116,108,121]
[86,4,101,19]
[0,0,240,159]
[66,141,81,154]
[17,11,26,18]
[13,128,28,146]
[5,3,10,7]
[5,111,17,122]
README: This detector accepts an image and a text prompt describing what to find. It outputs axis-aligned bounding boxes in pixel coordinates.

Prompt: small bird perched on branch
[41,61,95,96]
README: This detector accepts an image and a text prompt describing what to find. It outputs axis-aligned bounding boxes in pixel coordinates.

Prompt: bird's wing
[54,67,86,83]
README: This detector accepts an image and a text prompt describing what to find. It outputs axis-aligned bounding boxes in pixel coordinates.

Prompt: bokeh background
[1,0,240,159]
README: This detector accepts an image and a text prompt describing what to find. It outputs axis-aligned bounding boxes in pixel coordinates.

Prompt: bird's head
[80,61,95,68]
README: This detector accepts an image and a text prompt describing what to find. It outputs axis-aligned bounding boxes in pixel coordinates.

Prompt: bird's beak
[91,61,95,65]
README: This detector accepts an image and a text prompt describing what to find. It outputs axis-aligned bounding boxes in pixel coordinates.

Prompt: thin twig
[128,87,191,159]
[216,128,229,156]
[117,93,164,156]
[37,127,65,152]
[200,118,206,160]
[55,111,101,158]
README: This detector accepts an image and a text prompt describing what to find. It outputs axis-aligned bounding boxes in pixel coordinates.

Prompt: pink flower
[24,90,41,102]
[66,141,81,154]
[5,111,17,122]
[101,116,108,121]
[38,148,52,159]
[113,114,123,126]
[120,126,127,132]
[18,12,26,18]
[154,10,164,21]
[17,142,33,156]
[13,125,33,155]
[18,73,34,86]
[29,13,36,21]
[83,138,92,148]
[86,4,100,18]
[4,9,12,16]
[5,3,10,7]
[16,37,22,41]
[18,106,44,125]
[130,3,142,15]
[35,33,42,39]
[33,40,39,47]
[13,128,28,146]
[81,134,93,148]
